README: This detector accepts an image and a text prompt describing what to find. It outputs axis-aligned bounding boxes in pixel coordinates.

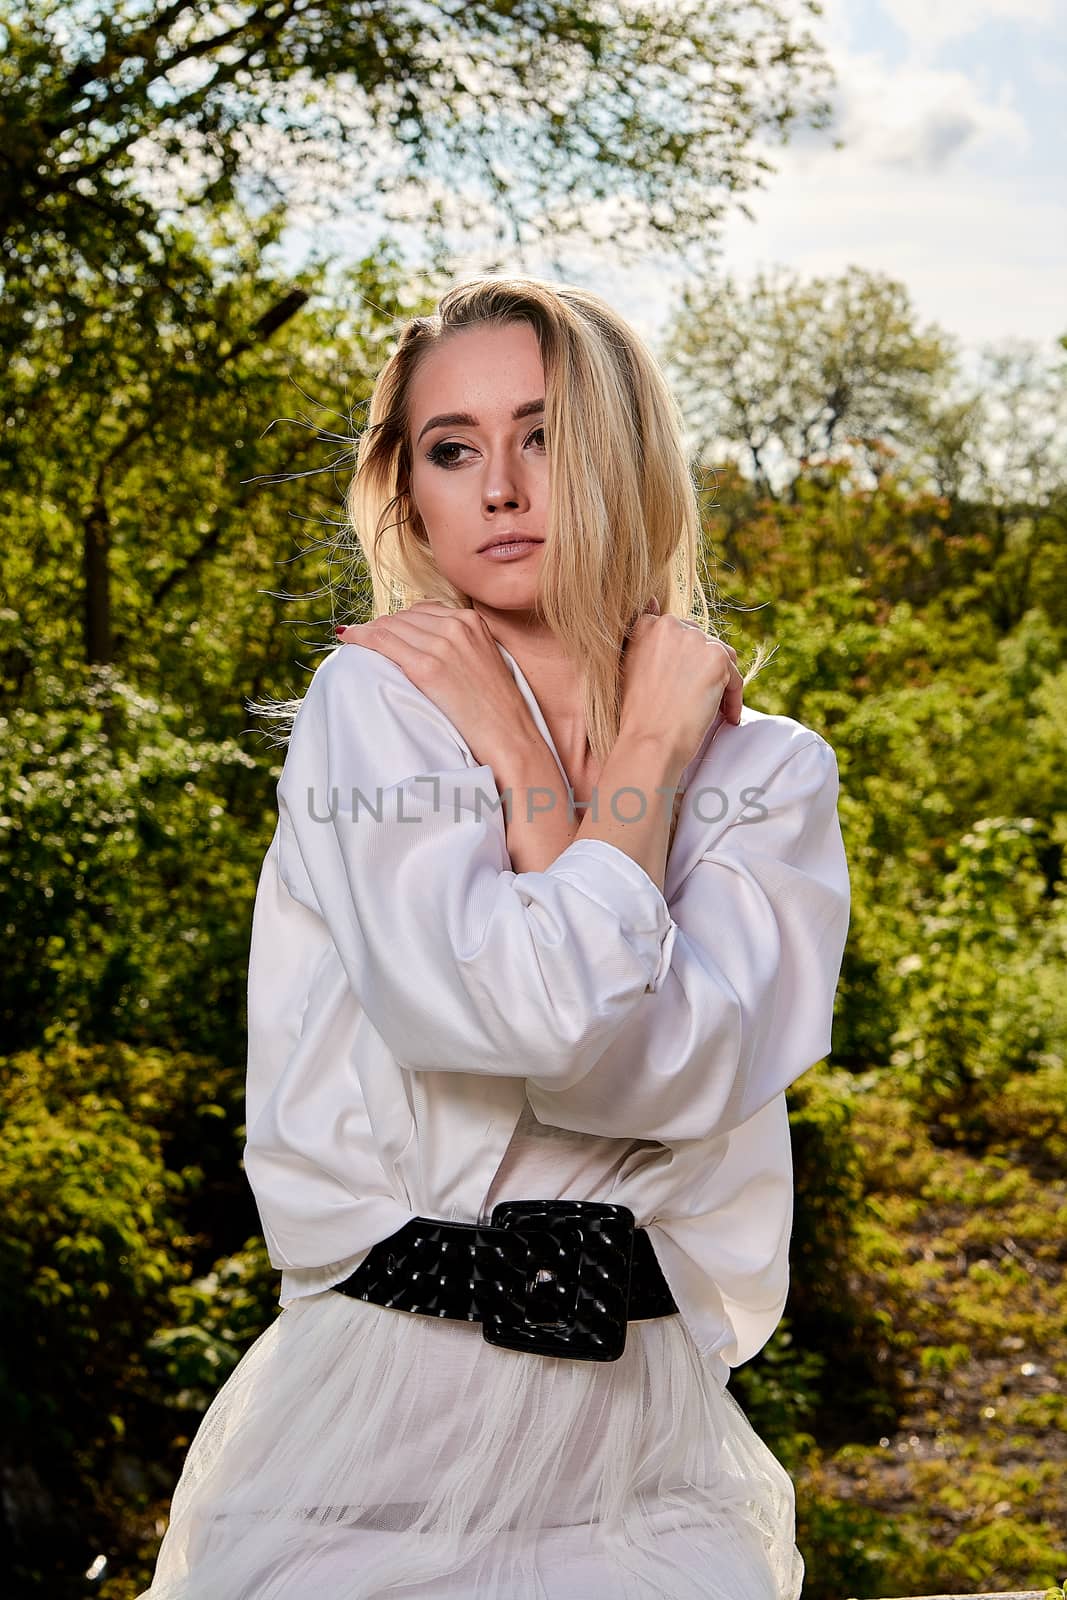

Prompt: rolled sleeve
[546,839,678,994]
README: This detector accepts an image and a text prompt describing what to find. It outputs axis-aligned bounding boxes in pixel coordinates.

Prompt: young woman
[140,275,851,1599]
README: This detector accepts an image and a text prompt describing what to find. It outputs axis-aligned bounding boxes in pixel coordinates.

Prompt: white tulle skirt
[139,1289,805,1600]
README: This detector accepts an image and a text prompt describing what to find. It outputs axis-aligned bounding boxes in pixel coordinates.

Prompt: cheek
[411,466,459,521]
[410,470,471,554]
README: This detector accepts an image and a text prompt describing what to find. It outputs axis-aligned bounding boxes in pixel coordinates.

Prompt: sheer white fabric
[139,639,850,1597]
[141,1287,803,1600]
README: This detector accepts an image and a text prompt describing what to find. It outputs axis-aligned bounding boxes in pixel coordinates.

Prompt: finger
[337,612,459,652]
[364,615,457,660]
[334,620,394,653]
[333,617,427,661]
[371,611,465,643]
[337,602,468,635]
[721,660,744,725]
[403,601,475,619]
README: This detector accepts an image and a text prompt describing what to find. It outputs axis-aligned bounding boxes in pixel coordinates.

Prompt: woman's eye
[426,441,465,466]
[426,426,546,468]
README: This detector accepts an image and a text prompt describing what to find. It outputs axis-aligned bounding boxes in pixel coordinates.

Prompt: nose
[484,481,523,513]
[482,449,530,515]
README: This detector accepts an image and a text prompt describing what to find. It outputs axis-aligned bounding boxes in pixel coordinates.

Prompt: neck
[475,608,593,771]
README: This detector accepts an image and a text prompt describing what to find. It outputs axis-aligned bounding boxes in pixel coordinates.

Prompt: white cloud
[707,163,1065,347]
[1030,54,1067,89]
[830,51,1029,170]
[880,0,1058,59]
[664,4,1067,351]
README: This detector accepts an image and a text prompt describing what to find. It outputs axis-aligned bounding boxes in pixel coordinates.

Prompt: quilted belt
[332,1199,679,1363]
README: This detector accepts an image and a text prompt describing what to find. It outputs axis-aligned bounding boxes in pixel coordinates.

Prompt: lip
[477,533,544,553]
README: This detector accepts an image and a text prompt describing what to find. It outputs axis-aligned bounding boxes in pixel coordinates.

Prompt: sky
[705,0,1067,354]
[283,0,1066,360]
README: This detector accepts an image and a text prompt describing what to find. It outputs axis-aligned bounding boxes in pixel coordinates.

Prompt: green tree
[0,1039,263,1593]
[661,264,957,500]
[1,1,834,671]
[0,0,832,297]
[660,268,1067,566]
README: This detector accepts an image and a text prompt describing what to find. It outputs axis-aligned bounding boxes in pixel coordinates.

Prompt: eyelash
[426,425,546,468]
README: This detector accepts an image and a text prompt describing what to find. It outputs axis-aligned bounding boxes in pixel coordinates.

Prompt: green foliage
[690,373,1066,1596]
[729,1316,828,1474]
[797,1478,916,1600]
[887,818,1065,1115]
[0,666,270,1058]
[146,1238,278,1417]
[0,1043,188,1445]
[796,1077,1067,1600]
[722,491,1067,1111]
[0,1039,271,1591]
[790,1074,900,1423]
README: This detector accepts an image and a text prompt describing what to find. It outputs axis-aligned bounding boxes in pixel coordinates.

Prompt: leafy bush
[888,818,1065,1114]
[0,667,271,1061]
[0,1040,265,1592]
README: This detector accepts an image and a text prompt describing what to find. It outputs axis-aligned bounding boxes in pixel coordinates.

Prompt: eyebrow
[415,398,545,445]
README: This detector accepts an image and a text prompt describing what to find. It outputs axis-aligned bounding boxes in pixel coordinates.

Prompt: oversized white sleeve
[274,644,677,1080]
[524,735,850,1144]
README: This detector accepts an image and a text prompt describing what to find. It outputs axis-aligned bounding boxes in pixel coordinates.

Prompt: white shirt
[243,639,851,1387]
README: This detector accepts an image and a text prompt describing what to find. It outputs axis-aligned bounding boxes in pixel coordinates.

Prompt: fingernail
[334,626,346,637]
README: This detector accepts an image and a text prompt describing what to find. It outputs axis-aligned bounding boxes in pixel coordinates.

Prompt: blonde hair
[250,273,774,754]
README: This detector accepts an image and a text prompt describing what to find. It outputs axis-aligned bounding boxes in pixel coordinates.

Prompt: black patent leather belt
[333,1199,679,1363]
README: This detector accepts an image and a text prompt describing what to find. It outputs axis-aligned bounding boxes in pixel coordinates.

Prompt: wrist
[488,730,571,831]
[492,729,579,875]
[610,728,689,789]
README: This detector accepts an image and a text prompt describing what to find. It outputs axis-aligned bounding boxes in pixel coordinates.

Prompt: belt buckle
[477,1199,635,1363]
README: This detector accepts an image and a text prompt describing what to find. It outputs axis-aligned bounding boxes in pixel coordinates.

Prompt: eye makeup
[426,425,546,468]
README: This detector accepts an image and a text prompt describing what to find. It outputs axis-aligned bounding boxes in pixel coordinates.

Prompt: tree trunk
[83,496,112,666]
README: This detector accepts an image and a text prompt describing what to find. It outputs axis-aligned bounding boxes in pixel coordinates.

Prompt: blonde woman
[141,276,850,1599]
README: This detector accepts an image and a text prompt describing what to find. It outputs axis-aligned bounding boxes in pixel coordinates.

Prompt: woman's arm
[334,600,707,886]
[524,732,851,1145]
[490,728,579,875]
[493,728,685,887]
[276,644,679,1082]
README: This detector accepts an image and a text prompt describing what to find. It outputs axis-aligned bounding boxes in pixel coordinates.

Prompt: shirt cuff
[278,1252,371,1308]
[548,837,678,995]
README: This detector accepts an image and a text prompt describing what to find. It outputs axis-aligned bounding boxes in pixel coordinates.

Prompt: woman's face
[407,321,549,614]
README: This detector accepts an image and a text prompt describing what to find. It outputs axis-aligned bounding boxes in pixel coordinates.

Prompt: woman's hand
[620,599,743,771]
[335,603,537,768]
